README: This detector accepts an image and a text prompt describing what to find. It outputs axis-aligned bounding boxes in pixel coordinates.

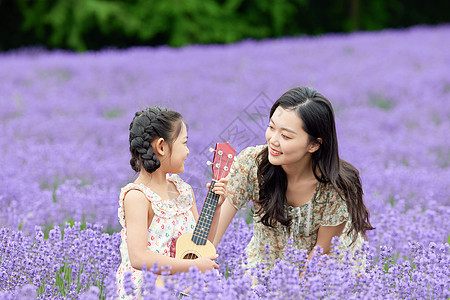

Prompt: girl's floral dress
[226,145,364,270]
[116,174,196,299]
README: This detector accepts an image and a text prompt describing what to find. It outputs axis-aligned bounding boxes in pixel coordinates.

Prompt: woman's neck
[282,157,315,183]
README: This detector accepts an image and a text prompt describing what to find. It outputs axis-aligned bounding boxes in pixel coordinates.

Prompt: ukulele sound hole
[182,253,198,260]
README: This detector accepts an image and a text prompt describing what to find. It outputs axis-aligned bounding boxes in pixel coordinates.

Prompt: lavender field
[1,25,449,299]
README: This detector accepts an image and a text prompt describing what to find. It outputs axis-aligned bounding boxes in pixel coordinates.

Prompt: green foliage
[17,0,130,51]
[1,0,450,51]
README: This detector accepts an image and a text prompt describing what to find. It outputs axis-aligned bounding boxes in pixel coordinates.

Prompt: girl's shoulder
[120,175,193,201]
[121,182,145,194]
[164,174,195,216]
[167,173,193,193]
[167,174,191,188]
[119,175,194,218]
[167,173,196,206]
[120,182,155,202]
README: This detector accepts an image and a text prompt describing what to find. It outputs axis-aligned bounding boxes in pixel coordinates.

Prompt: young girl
[211,86,374,271]
[116,106,227,298]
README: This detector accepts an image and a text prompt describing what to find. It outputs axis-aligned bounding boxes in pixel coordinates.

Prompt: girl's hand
[207,178,228,207]
[193,254,219,272]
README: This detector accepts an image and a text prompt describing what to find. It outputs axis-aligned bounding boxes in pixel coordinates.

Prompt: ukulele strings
[188,150,222,260]
[190,147,231,262]
[191,151,221,260]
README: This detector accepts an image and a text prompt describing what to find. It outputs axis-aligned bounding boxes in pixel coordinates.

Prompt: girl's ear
[308,137,322,153]
[153,138,166,156]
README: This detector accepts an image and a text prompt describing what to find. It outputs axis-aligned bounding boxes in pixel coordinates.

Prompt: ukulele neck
[191,180,219,246]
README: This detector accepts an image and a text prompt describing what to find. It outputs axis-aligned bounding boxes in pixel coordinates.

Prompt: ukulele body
[175,233,216,259]
[155,235,216,288]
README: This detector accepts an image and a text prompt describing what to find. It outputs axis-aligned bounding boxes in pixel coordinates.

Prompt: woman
[210,86,374,270]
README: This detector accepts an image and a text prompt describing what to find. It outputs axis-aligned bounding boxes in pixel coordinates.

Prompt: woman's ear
[152,138,166,156]
[309,137,322,153]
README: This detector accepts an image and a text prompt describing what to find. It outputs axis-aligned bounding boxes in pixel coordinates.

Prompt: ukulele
[155,142,236,288]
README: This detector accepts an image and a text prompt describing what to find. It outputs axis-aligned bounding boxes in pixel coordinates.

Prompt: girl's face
[167,122,189,174]
[265,106,318,167]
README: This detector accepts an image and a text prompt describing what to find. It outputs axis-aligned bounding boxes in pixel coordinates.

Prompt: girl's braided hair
[129,106,183,173]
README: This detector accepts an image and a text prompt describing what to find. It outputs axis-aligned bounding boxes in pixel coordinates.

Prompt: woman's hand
[193,254,219,272]
[207,178,228,207]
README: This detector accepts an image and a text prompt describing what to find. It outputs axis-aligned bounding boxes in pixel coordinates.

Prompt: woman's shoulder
[224,145,264,182]
[231,145,266,172]
[237,144,266,160]
[316,181,344,203]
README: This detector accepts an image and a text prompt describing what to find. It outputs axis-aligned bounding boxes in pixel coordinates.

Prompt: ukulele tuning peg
[206,161,213,165]
[218,150,223,155]
[209,148,216,152]
[228,154,233,159]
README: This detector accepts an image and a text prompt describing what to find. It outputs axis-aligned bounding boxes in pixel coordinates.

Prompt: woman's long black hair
[256,87,374,242]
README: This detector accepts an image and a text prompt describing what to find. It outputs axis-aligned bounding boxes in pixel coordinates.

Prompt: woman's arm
[205,178,229,244]
[202,177,237,246]
[124,190,218,274]
[211,198,238,247]
[307,222,346,259]
[208,146,258,246]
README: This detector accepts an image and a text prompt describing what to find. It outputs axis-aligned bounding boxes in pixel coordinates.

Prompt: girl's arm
[124,190,218,274]
[190,189,200,221]
[307,222,346,259]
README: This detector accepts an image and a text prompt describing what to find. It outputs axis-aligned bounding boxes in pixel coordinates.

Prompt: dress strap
[167,174,183,192]
[118,183,156,228]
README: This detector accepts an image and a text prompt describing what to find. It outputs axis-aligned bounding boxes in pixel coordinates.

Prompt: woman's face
[265,106,318,167]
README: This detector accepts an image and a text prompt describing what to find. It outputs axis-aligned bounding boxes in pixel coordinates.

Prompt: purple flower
[122,271,135,297]
[1,24,450,299]
[79,286,100,300]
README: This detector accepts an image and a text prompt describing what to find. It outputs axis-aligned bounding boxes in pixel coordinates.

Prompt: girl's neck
[134,168,168,189]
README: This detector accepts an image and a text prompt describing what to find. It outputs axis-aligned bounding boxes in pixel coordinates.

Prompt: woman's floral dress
[116,174,196,299]
[226,145,364,269]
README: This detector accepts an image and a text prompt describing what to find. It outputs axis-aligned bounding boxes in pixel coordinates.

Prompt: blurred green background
[1,0,449,52]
